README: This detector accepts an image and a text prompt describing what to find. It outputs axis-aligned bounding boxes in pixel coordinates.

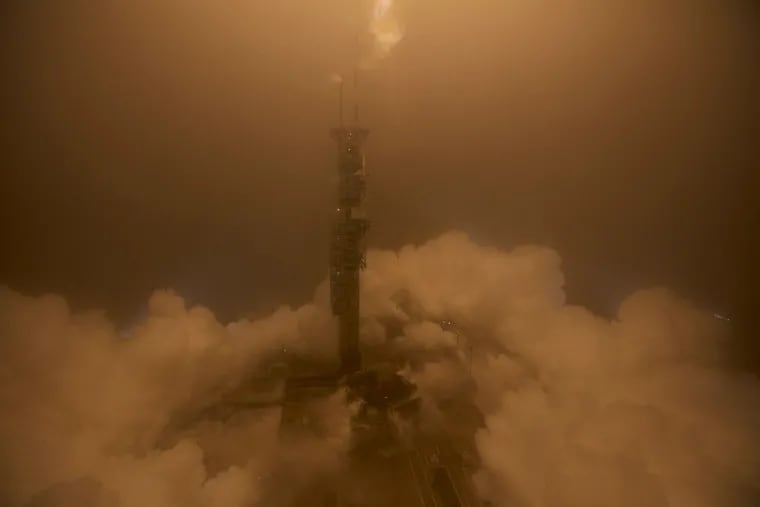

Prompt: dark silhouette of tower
[329,76,369,375]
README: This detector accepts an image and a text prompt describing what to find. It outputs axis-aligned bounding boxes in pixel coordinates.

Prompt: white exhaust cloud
[1,231,758,507]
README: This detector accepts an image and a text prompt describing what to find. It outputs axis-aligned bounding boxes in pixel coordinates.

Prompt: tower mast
[329,75,369,375]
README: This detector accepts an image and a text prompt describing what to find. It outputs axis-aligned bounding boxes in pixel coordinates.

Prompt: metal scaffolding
[329,109,370,375]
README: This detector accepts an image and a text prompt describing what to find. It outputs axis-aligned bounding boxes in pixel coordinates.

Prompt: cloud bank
[1,231,758,506]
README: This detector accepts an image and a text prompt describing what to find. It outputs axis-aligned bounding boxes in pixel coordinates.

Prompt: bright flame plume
[370,0,403,60]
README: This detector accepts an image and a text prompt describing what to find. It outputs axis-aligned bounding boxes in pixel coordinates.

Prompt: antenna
[338,76,345,127]
[353,68,360,124]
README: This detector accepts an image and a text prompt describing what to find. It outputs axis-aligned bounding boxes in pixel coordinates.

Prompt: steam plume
[1,232,758,507]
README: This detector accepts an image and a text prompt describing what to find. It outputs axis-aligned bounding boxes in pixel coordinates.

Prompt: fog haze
[1,3,759,505]
[1,0,757,336]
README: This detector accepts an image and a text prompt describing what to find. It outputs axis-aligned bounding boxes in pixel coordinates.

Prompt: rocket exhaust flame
[329,1,401,88]
[374,0,393,17]
[369,0,403,61]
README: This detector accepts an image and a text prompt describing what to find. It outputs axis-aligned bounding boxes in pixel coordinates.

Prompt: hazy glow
[370,0,403,59]
[374,0,393,18]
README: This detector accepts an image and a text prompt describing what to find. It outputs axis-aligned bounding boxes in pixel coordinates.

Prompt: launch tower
[329,82,369,375]
[185,75,484,507]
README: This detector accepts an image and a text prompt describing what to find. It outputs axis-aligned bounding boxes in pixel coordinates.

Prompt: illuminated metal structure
[182,78,484,506]
[329,75,370,375]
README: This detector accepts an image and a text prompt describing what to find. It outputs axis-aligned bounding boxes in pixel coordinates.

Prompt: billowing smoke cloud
[360,232,760,506]
[0,288,349,507]
[1,231,759,506]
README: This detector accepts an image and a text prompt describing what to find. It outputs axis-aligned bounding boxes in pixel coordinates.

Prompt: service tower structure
[329,83,369,376]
